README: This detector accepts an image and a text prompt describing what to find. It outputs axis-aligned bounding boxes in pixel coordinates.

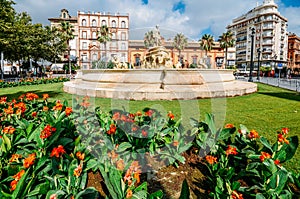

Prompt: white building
[227,0,288,71]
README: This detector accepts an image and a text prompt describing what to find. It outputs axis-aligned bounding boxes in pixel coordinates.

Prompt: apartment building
[49,9,129,69]
[288,33,300,71]
[227,0,288,71]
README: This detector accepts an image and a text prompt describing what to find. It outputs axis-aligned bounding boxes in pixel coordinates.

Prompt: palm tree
[173,33,188,65]
[219,31,235,68]
[144,30,155,48]
[97,25,112,64]
[199,34,214,68]
[60,21,74,74]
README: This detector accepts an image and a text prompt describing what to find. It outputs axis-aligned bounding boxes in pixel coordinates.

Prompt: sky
[13,0,300,41]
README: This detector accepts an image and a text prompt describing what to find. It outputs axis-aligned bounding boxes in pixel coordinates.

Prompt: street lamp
[257,48,261,81]
[248,27,255,82]
[68,46,71,77]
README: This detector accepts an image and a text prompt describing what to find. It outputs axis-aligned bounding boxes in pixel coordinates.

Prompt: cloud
[13,0,300,40]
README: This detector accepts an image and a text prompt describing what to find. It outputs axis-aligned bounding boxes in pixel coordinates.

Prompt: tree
[97,25,112,63]
[144,30,155,48]
[219,31,235,68]
[199,34,214,68]
[173,33,188,64]
[60,21,74,74]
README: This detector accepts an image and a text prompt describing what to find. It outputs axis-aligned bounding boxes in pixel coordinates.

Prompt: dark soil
[87,149,211,199]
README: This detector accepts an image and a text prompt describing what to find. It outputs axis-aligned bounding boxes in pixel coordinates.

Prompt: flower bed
[0,77,69,88]
[0,93,299,199]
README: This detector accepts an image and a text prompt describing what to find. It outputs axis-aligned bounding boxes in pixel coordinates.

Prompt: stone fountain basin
[63,69,257,100]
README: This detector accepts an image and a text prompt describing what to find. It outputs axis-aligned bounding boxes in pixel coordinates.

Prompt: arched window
[82,19,87,26]
[92,19,97,27]
[101,20,106,26]
[92,31,97,39]
[92,53,98,61]
[63,13,66,18]
[121,21,126,28]
[112,20,116,28]
[111,32,116,40]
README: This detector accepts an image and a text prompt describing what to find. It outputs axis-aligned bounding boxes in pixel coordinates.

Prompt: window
[82,54,88,62]
[92,31,97,39]
[121,32,126,40]
[82,31,87,39]
[81,19,87,26]
[92,53,98,61]
[112,32,116,40]
[82,42,87,49]
[63,13,66,18]
[92,19,97,27]
[121,43,126,50]
[121,21,126,28]
[112,20,116,28]
[101,20,106,26]
[192,56,197,64]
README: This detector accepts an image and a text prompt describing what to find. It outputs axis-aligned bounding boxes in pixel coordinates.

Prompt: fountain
[63,26,257,100]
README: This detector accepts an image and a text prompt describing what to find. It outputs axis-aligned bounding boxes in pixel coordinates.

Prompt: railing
[259,77,300,92]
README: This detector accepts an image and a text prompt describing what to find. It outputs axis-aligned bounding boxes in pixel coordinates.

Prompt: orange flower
[14,102,26,113]
[50,194,57,199]
[65,107,73,116]
[231,190,244,199]
[0,97,7,104]
[205,155,218,165]
[40,124,56,139]
[259,152,271,162]
[167,111,175,120]
[74,164,82,177]
[76,151,85,160]
[50,145,66,158]
[43,106,49,112]
[278,133,289,144]
[112,112,120,121]
[13,170,25,181]
[10,180,18,191]
[42,93,49,101]
[3,126,15,134]
[173,140,179,147]
[53,101,63,111]
[145,109,154,117]
[126,189,133,198]
[116,159,125,171]
[23,153,36,168]
[225,123,234,128]
[248,130,259,139]
[136,111,142,116]
[4,105,14,115]
[26,93,39,101]
[225,145,238,156]
[108,150,118,160]
[9,154,22,163]
[107,124,117,135]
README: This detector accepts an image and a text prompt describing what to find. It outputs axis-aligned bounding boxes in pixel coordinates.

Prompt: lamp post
[248,27,255,82]
[257,48,261,81]
[68,46,71,77]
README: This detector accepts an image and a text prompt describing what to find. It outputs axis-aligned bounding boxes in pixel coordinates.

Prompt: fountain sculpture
[63,26,257,100]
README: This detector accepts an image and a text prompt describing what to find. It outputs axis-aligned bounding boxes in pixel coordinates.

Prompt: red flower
[53,101,63,111]
[248,130,259,139]
[141,130,148,137]
[231,190,244,199]
[40,124,56,139]
[107,124,117,135]
[50,145,66,158]
[42,93,49,101]
[32,112,37,117]
[145,109,154,117]
[3,126,15,134]
[281,127,289,135]
[0,97,7,104]
[259,151,271,162]
[225,145,238,156]
[9,154,22,163]
[278,133,289,144]
[274,159,280,165]
[26,93,39,101]
[74,164,82,177]
[10,180,18,191]
[65,107,73,116]
[112,112,120,121]
[167,111,175,120]
[76,151,85,160]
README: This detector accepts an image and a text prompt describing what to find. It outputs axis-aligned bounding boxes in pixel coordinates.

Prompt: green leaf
[116,142,132,153]
[179,179,190,199]
[75,187,99,199]
[148,190,164,199]
[26,182,49,196]
[86,159,99,171]
[260,137,273,153]
[26,123,35,135]
[256,193,266,199]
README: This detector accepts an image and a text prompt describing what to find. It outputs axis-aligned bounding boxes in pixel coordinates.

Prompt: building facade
[129,39,226,69]
[49,9,129,69]
[288,33,300,72]
[227,0,288,72]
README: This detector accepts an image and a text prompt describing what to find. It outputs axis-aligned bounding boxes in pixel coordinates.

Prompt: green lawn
[1,82,299,173]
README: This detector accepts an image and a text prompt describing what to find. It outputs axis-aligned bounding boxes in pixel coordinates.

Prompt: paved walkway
[237,76,300,92]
